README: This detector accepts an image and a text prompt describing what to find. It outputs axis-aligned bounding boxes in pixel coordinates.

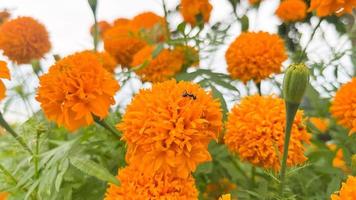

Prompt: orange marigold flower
[309,0,356,17]
[0,17,51,64]
[204,178,237,199]
[113,18,130,26]
[0,192,7,200]
[224,95,311,171]
[90,20,112,38]
[131,46,184,82]
[225,32,287,83]
[103,25,146,67]
[333,149,351,173]
[104,165,198,200]
[309,117,329,133]
[330,78,356,135]
[276,0,307,22]
[0,61,10,100]
[331,176,356,200]
[180,0,212,26]
[130,12,168,42]
[36,51,119,131]
[118,80,222,178]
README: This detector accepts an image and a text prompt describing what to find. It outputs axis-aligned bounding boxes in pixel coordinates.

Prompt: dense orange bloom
[0,193,7,200]
[0,17,51,64]
[309,117,329,133]
[224,95,311,171]
[331,176,356,200]
[118,80,222,178]
[90,21,112,37]
[309,0,356,17]
[131,46,184,82]
[225,32,287,83]
[104,25,146,67]
[104,165,198,200]
[331,78,356,135]
[175,45,200,68]
[0,61,10,100]
[276,0,307,22]
[36,52,119,131]
[180,0,212,26]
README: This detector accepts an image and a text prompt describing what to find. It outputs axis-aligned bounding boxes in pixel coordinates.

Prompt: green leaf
[152,43,164,58]
[70,156,120,186]
[209,84,228,121]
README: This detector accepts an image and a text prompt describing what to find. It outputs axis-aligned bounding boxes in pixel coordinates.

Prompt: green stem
[93,116,121,138]
[256,81,262,95]
[161,0,170,42]
[0,112,33,154]
[279,102,299,194]
[34,130,40,179]
[298,19,323,62]
[251,166,256,186]
[0,163,17,184]
[93,13,99,52]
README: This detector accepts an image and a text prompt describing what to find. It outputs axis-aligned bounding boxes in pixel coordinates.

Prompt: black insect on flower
[182,90,197,100]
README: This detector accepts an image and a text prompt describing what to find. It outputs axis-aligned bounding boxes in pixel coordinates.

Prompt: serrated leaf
[209,84,228,121]
[70,156,119,186]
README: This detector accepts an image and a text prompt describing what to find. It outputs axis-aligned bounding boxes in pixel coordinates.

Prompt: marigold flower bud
[283,63,310,104]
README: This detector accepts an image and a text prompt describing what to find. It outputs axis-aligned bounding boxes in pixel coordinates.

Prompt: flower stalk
[279,63,309,194]
[88,0,99,52]
[0,112,33,154]
[93,115,121,138]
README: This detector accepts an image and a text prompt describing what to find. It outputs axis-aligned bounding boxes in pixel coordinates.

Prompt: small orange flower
[0,17,51,64]
[118,80,222,178]
[0,61,10,100]
[0,192,7,200]
[330,78,356,135]
[90,20,112,38]
[225,32,287,83]
[36,52,119,131]
[309,0,356,17]
[103,25,146,67]
[131,46,184,82]
[331,176,356,200]
[204,178,237,199]
[130,12,168,43]
[104,166,198,200]
[224,95,311,171]
[180,0,212,26]
[309,117,329,133]
[276,0,307,22]
[333,149,351,173]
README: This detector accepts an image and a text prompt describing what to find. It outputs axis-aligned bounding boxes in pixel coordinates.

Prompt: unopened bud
[87,0,98,13]
[283,63,310,104]
[31,59,41,74]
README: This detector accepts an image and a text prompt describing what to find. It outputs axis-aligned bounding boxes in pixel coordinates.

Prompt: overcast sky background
[0,0,353,122]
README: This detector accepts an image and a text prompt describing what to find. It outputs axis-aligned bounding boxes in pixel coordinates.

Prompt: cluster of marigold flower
[0,0,355,199]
